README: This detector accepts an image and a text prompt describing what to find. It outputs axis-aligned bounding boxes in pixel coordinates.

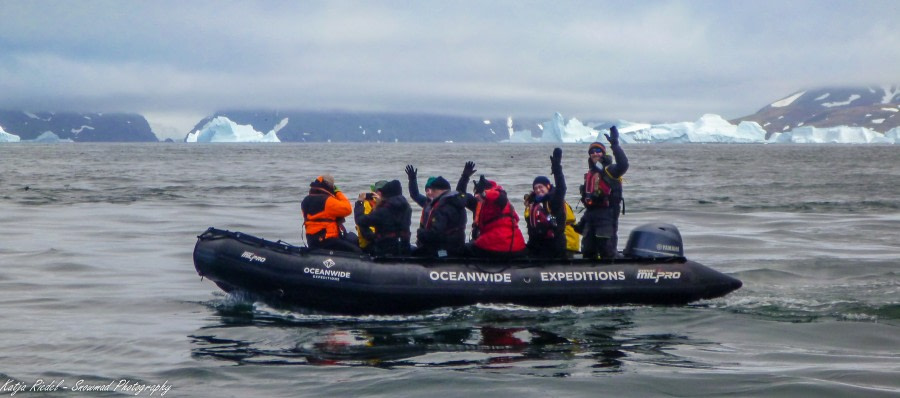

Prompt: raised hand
[605,125,620,146]
[550,147,562,167]
[405,165,417,180]
[462,161,477,179]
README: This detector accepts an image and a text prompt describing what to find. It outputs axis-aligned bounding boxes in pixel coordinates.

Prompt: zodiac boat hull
[193,227,742,315]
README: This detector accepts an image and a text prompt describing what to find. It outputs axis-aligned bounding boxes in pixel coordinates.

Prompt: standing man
[578,126,628,259]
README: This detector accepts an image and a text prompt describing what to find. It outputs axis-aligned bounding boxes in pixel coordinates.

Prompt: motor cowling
[623,223,684,259]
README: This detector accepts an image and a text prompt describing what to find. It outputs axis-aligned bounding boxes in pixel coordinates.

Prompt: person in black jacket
[410,174,468,257]
[578,126,628,259]
[524,148,568,258]
[405,165,441,232]
[354,179,412,256]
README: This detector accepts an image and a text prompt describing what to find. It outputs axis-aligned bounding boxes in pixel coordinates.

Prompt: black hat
[379,180,403,197]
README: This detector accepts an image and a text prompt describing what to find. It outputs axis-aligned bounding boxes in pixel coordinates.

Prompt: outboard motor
[623,223,684,259]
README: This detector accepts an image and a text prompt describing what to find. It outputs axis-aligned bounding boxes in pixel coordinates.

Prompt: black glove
[474,175,489,195]
[462,161,477,179]
[605,126,620,147]
[550,147,562,168]
[405,165,417,180]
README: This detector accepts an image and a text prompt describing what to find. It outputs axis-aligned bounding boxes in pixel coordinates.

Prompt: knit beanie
[588,142,606,154]
[532,176,551,187]
[428,176,451,190]
[424,176,438,189]
[311,174,335,190]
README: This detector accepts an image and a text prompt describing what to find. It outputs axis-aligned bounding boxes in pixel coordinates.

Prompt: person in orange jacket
[301,174,361,252]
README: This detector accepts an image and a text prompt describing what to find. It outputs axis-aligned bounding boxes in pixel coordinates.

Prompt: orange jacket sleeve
[324,191,353,219]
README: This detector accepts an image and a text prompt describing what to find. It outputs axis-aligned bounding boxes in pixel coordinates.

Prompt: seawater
[0,143,898,397]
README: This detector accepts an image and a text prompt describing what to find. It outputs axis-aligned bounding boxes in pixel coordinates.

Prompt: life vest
[423,192,464,235]
[302,189,352,242]
[526,200,557,240]
[418,199,433,229]
[525,198,580,252]
[582,166,622,209]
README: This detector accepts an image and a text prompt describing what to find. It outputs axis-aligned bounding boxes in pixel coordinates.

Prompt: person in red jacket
[301,174,361,252]
[462,175,526,258]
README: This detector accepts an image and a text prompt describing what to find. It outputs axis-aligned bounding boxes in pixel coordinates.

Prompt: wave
[734,200,900,213]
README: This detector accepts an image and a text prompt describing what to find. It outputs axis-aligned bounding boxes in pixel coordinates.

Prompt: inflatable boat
[193,224,742,315]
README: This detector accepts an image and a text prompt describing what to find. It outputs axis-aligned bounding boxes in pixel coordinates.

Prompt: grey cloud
[1,0,897,132]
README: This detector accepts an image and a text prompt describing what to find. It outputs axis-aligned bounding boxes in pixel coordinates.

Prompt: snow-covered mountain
[734,86,899,137]
[188,110,498,142]
[0,110,158,142]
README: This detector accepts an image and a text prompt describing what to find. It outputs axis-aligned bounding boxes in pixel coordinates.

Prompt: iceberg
[0,124,21,142]
[541,113,598,143]
[768,125,896,144]
[885,127,900,141]
[509,129,537,143]
[185,116,282,143]
[624,114,767,143]
[540,112,896,144]
[29,131,74,143]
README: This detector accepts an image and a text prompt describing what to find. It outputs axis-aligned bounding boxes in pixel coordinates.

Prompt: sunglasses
[590,149,606,155]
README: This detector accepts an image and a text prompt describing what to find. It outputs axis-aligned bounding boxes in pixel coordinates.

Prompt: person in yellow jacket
[301,174,361,252]
[355,180,387,249]
[523,148,580,258]
[525,195,580,254]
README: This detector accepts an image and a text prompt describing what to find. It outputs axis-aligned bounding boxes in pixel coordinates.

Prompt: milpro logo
[636,269,681,283]
[240,251,266,263]
[323,259,336,268]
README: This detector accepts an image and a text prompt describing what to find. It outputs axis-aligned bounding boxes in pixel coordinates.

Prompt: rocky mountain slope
[190,110,502,142]
[0,111,158,142]
[733,86,899,137]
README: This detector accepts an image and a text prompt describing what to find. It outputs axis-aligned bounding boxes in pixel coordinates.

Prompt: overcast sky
[1,0,898,139]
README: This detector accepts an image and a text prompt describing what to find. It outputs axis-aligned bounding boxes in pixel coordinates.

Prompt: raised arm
[605,126,629,178]
[456,161,476,193]
[405,165,426,207]
[550,147,567,198]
